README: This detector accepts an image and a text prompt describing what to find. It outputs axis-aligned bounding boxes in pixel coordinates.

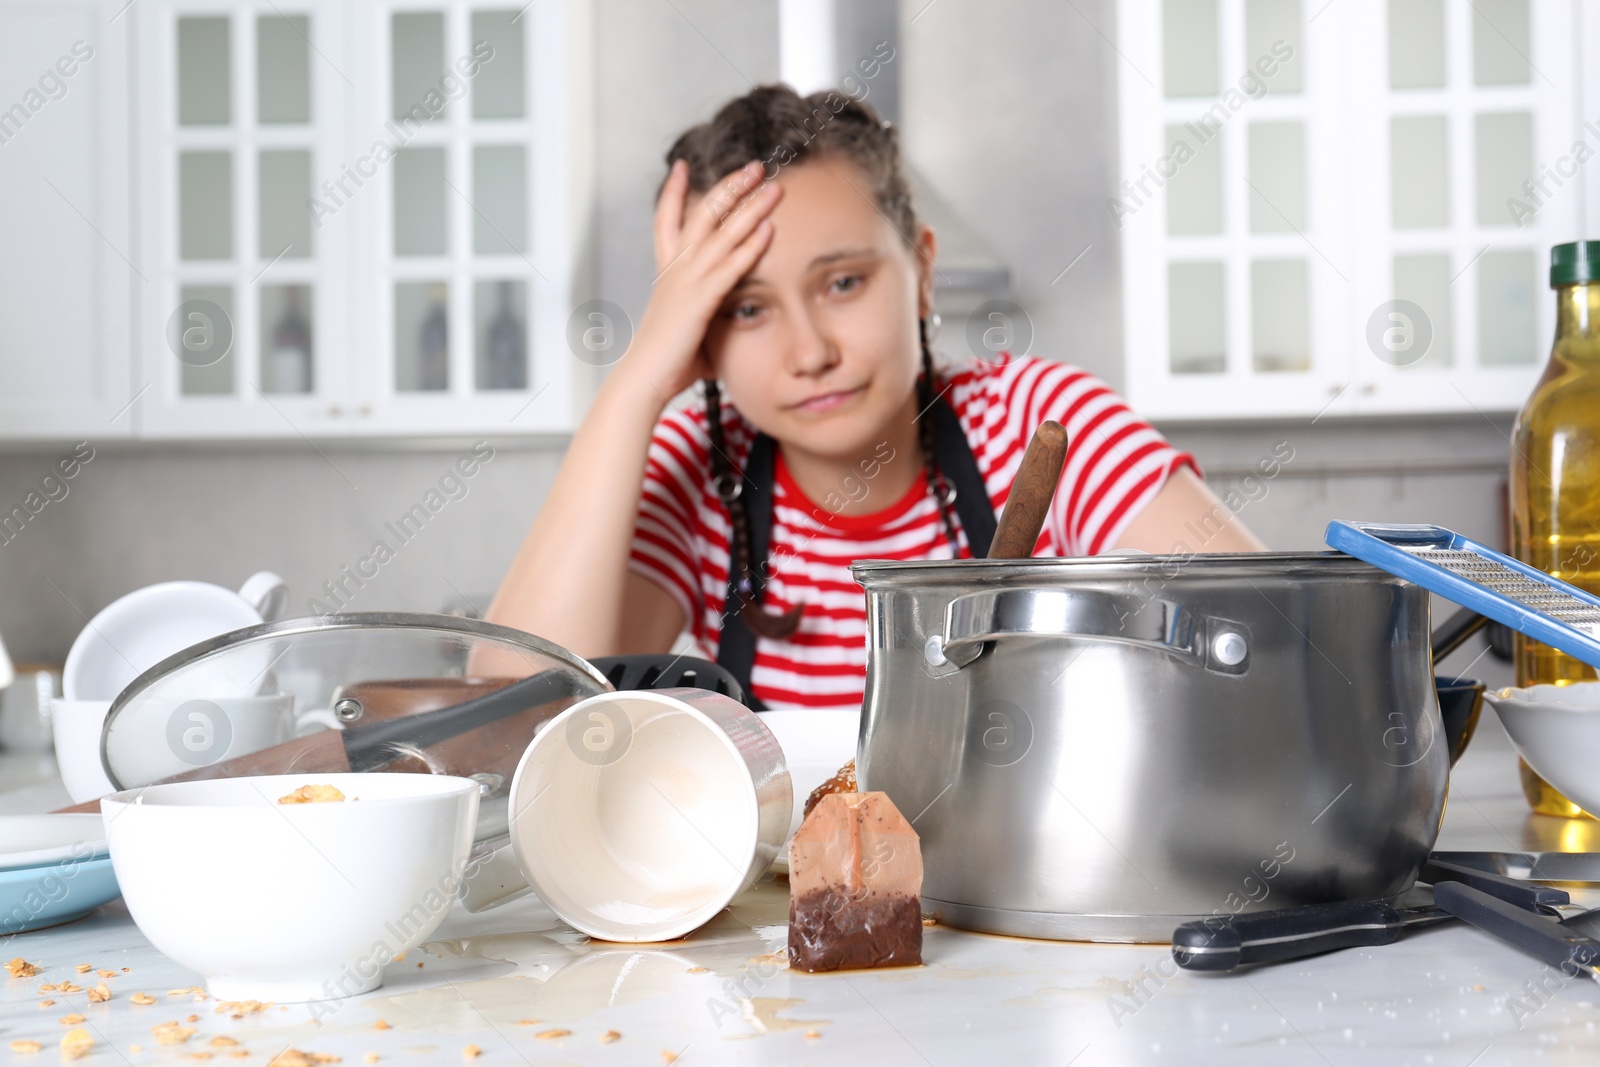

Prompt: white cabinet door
[346,0,589,438]
[0,0,133,439]
[134,0,356,439]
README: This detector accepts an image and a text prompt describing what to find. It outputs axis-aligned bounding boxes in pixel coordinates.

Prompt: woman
[488,85,1264,710]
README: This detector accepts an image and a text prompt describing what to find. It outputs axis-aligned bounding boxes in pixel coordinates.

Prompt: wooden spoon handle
[989,420,1068,560]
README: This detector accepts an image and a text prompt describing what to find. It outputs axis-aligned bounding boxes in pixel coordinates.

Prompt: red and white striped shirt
[629,353,1199,710]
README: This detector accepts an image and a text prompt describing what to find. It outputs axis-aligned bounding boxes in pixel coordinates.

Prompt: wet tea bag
[787,791,923,973]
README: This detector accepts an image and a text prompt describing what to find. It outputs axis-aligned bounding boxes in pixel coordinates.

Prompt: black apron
[716,395,997,712]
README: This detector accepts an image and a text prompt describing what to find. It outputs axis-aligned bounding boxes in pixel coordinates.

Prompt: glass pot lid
[101,613,611,841]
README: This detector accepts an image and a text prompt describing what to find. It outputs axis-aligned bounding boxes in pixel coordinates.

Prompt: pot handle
[924,587,1250,675]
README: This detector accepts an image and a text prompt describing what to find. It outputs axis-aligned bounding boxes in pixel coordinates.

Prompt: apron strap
[716,394,995,711]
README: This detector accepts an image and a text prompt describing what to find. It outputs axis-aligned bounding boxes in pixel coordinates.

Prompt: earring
[925,311,941,342]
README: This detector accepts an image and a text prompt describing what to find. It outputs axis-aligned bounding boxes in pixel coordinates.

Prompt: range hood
[778,0,1011,296]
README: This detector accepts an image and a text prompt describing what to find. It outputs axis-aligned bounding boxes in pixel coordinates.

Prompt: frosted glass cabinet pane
[1248,122,1305,232]
[1251,259,1308,372]
[392,12,446,122]
[1162,0,1217,98]
[1475,112,1532,226]
[178,285,235,396]
[1165,123,1222,235]
[1390,116,1449,228]
[1169,262,1226,374]
[260,285,314,395]
[1388,0,1446,89]
[395,282,450,392]
[257,14,311,124]
[1392,254,1452,369]
[473,146,526,254]
[1473,0,1530,85]
[393,148,448,256]
[1245,0,1301,92]
[258,150,313,259]
[179,151,233,260]
[177,17,230,126]
[1478,251,1536,365]
[475,280,527,390]
[471,10,525,118]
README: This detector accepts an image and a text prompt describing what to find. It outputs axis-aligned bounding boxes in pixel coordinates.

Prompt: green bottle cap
[1550,241,1600,287]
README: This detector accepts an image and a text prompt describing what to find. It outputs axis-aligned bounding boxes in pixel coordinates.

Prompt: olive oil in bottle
[1510,241,1600,817]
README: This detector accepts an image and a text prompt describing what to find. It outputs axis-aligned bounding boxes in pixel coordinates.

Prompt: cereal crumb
[462,1046,481,1059]
[74,964,92,974]
[9,1039,42,1054]
[364,1056,379,1065]
[39,983,56,992]
[153,1021,197,1044]
[268,1052,341,1067]
[685,966,708,974]
[534,1029,570,1041]
[58,982,82,994]
[210,1036,239,1047]
[230,1054,250,1061]
[804,1029,822,1039]
[6,957,39,978]
[189,1054,213,1062]
[513,1019,538,1026]
[373,1019,391,1030]
[130,1045,142,1054]
[97,969,117,978]
[168,988,190,996]
[60,1028,94,1060]
[921,916,937,927]
[600,1030,621,1044]
[660,1052,679,1065]
[39,999,54,1007]
[88,983,111,1003]
[214,999,271,1017]
[132,992,157,1005]
[59,1014,86,1025]
[278,784,346,804]
[415,962,423,969]
[186,1013,200,1022]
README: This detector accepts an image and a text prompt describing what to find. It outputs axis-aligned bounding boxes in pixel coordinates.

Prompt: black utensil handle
[1421,858,1572,911]
[1172,900,1411,973]
[1433,881,1600,974]
[1431,607,1490,661]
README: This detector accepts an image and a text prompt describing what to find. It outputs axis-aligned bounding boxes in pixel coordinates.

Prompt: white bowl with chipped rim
[1485,682,1600,814]
[102,772,478,1002]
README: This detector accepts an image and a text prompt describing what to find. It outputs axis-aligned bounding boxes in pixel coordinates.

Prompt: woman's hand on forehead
[654,159,774,275]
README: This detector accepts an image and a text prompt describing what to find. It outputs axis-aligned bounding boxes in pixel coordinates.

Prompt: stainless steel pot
[852,552,1448,943]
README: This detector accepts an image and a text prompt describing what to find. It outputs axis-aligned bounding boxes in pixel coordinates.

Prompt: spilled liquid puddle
[734,996,830,1037]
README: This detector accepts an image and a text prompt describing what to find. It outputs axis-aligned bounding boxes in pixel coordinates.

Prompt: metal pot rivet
[923,635,948,667]
[470,771,505,797]
[333,697,364,723]
[1212,632,1248,666]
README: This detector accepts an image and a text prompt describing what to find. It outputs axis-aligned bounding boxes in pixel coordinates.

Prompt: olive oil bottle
[1510,241,1600,817]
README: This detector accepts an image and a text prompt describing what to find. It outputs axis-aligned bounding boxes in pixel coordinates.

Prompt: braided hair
[667,85,961,639]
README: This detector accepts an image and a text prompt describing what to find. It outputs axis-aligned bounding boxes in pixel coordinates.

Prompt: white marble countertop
[4,713,1600,1067]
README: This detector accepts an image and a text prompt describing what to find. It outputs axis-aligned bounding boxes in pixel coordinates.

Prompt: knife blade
[1430,851,1600,887]
[1434,880,1600,982]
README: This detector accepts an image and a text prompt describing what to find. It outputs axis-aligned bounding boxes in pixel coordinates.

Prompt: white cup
[52,694,340,804]
[62,572,287,703]
[461,688,792,942]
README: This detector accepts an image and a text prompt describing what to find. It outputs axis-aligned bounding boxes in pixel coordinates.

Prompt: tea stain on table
[730,996,829,1038]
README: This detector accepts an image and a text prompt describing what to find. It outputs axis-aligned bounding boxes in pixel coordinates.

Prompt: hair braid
[919,317,962,555]
[703,379,804,640]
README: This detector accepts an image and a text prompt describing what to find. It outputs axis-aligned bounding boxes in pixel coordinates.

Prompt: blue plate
[0,855,120,935]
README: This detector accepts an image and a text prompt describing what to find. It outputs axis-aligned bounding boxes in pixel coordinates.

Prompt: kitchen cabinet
[0,0,135,439]
[133,0,596,439]
[0,0,594,442]
[1116,0,1596,421]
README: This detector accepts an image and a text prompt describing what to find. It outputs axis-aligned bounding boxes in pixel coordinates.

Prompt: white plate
[0,814,108,871]
[1485,682,1600,815]
[63,581,264,702]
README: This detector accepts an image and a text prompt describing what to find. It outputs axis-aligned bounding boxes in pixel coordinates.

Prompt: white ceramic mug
[460,688,792,942]
[52,694,340,804]
[62,572,288,703]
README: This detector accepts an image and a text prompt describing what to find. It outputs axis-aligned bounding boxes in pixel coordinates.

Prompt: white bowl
[102,772,478,1002]
[50,700,117,804]
[1484,682,1600,814]
[63,581,265,702]
[757,708,859,840]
